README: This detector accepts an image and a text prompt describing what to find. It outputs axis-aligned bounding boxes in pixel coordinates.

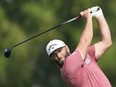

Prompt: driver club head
[4,48,12,58]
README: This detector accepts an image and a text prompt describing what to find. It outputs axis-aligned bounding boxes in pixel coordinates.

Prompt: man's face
[50,46,70,66]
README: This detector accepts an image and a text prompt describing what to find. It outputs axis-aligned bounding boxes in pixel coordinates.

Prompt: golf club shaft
[11,15,82,49]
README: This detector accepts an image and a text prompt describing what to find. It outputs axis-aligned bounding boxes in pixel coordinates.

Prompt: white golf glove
[90,6,103,18]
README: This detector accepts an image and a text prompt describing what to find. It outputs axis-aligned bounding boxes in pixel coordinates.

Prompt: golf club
[4,15,82,58]
[4,6,101,58]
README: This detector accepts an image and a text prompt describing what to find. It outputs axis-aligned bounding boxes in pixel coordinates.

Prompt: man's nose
[57,53,61,59]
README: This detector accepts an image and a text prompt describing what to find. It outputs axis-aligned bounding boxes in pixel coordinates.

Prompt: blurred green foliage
[0,0,116,87]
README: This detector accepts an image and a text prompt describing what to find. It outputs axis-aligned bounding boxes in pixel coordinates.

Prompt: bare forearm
[77,18,93,59]
[80,18,93,46]
[77,9,93,59]
[97,16,112,46]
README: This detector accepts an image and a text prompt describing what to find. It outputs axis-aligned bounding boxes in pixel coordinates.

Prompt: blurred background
[0,0,116,87]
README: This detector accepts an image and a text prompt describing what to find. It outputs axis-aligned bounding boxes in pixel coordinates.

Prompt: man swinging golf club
[46,6,112,87]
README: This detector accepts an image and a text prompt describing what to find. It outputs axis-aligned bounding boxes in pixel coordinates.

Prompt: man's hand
[80,8,92,20]
[90,6,104,18]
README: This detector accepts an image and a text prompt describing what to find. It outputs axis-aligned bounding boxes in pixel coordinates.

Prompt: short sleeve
[88,45,96,61]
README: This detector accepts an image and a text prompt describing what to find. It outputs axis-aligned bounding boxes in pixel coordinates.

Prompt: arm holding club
[76,8,93,60]
[92,6,112,60]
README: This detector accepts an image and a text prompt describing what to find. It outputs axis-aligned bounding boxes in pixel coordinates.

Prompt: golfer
[46,6,112,87]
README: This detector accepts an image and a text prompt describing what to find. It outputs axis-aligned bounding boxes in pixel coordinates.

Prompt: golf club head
[4,48,12,58]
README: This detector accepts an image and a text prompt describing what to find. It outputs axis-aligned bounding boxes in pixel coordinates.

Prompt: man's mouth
[59,58,65,64]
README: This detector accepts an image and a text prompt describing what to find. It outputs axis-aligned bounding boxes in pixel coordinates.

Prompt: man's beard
[56,51,70,67]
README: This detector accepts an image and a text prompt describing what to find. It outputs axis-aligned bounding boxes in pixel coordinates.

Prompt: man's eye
[58,48,63,51]
[58,49,61,52]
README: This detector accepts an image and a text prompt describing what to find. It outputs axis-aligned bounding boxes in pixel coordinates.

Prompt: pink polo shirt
[60,46,111,87]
